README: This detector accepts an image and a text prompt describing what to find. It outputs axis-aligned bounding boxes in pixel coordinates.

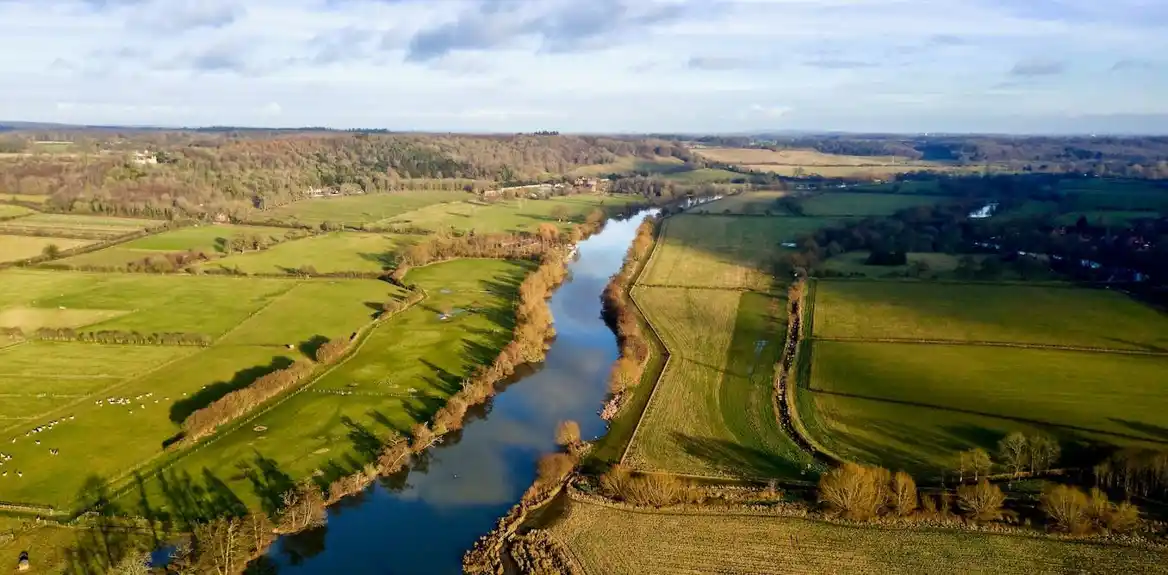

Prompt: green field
[54,224,290,268]
[568,156,685,177]
[804,340,1168,473]
[3,193,52,204]
[219,279,408,346]
[690,191,788,215]
[0,235,95,263]
[202,232,417,275]
[1054,211,1161,226]
[0,214,161,238]
[0,204,33,219]
[799,192,955,216]
[625,288,816,477]
[264,191,470,226]
[383,195,634,233]
[124,259,529,513]
[812,281,1168,351]
[661,168,741,184]
[639,215,843,289]
[821,251,966,278]
[548,498,1168,575]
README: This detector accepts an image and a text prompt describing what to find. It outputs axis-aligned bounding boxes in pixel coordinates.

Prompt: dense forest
[0,132,691,219]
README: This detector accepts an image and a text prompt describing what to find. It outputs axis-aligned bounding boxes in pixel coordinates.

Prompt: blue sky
[2,0,1166,133]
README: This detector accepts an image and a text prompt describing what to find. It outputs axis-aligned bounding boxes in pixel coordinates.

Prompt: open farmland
[125,258,529,512]
[811,281,1168,351]
[624,288,816,477]
[0,235,95,263]
[568,155,684,177]
[0,214,161,239]
[547,498,1168,575]
[263,191,470,226]
[0,204,33,219]
[383,195,635,233]
[203,232,418,275]
[693,147,957,178]
[799,192,956,216]
[3,194,52,204]
[821,251,967,278]
[53,224,288,268]
[639,215,842,289]
[690,191,787,215]
[803,341,1168,473]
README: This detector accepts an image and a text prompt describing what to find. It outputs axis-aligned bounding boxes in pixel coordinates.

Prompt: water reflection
[268,211,654,575]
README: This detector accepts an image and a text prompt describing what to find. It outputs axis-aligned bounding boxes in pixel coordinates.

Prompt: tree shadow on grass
[238,452,296,517]
[1109,418,1168,443]
[669,433,807,479]
[168,355,296,425]
[298,335,330,358]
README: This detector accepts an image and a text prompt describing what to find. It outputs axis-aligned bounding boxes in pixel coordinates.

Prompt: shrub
[1105,501,1141,533]
[818,463,889,521]
[957,480,1005,522]
[888,471,918,517]
[1040,484,1090,534]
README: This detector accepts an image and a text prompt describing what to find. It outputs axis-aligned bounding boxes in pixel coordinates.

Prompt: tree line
[180,360,316,443]
[599,217,656,419]
[2,327,211,347]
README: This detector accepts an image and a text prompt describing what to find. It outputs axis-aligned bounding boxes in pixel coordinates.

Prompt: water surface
[268,211,653,574]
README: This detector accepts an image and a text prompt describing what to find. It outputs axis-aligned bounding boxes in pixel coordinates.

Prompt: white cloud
[0,0,1165,132]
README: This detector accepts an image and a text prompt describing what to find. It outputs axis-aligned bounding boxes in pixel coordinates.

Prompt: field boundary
[811,336,1168,357]
[94,286,429,511]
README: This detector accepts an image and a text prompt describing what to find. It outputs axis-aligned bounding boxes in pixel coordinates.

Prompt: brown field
[547,498,1168,575]
[694,147,964,178]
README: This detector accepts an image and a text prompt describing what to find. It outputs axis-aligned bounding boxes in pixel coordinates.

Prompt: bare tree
[555,420,581,449]
[888,471,918,517]
[1041,484,1090,534]
[818,463,889,521]
[1028,435,1061,474]
[998,432,1030,479]
[957,480,1005,522]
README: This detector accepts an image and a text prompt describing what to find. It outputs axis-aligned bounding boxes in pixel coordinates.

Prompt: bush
[818,463,889,521]
[1105,501,1141,533]
[1040,484,1090,534]
[957,480,1005,522]
[888,471,918,517]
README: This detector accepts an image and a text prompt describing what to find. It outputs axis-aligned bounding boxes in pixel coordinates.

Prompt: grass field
[2,193,52,204]
[804,341,1168,473]
[202,232,418,275]
[0,235,95,263]
[821,252,966,278]
[690,191,787,215]
[639,215,844,289]
[0,214,160,239]
[568,156,684,177]
[263,191,470,226]
[382,195,634,233]
[0,204,33,219]
[811,281,1168,351]
[123,259,529,513]
[799,192,955,216]
[1054,211,1161,226]
[624,289,816,477]
[54,224,290,268]
[547,498,1168,575]
[660,168,741,184]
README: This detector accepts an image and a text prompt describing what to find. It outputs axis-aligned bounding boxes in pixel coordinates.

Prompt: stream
[265,210,655,574]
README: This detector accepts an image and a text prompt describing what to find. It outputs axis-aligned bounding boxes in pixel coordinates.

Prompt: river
[265,210,654,574]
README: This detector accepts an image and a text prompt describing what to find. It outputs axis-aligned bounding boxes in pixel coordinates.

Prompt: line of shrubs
[2,327,211,347]
[598,217,656,419]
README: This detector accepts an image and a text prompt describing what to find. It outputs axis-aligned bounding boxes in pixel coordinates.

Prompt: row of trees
[599,218,656,419]
[2,327,211,346]
[181,360,316,443]
[818,463,1141,533]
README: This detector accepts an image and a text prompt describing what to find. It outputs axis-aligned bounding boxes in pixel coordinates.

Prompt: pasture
[638,215,841,289]
[660,168,741,184]
[0,235,95,263]
[690,191,787,215]
[0,204,33,219]
[693,147,956,178]
[126,259,529,512]
[624,289,816,477]
[382,195,633,233]
[0,214,160,239]
[810,281,1168,351]
[798,192,955,216]
[803,341,1168,473]
[821,251,966,278]
[568,156,684,177]
[203,232,417,275]
[54,224,289,268]
[3,193,52,204]
[263,191,470,226]
[547,498,1168,575]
